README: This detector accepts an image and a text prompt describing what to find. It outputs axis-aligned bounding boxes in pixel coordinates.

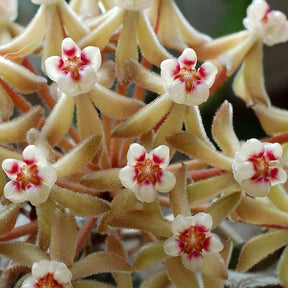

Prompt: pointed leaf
[0,82,13,121]
[50,185,110,217]
[237,230,288,272]
[212,101,240,157]
[137,12,173,66]
[50,208,77,267]
[169,164,190,217]
[236,195,288,228]
[167,132,233,170]
[206,191,242,230]
[0,56,47,93]
[0,242,48,268]
[89,84,144,119]
[0,106,43,142]
[106,234,127,258]
[134,242,168,271]
[53,134,102,178]
[202,253,227,279]
[116,10,139,83]
[187,173,236,207]
[108,210,171,238]
[112,95,173,138]
[253,104,288,135]
[71,251,132,280]
[268,185,288,213]
[42,94,75,146]
[81,168,122,191]
[140,271,171,288]
[0,6,46,59]
[165,256,199,288]
[0,204,21,236]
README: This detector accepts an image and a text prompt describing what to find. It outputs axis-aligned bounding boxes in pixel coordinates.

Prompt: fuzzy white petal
[181,252,204,272]
[37,165,57,188]
[156,170,176,192]
[4,181,26,203]
[186,81,209,106]
[61,38,81,60]
[81,46,102,72]
[203,233,223,253]
[160,59,180,84]
[2,159,22,180]
[171,214,190,234]
[263,142,282,160]
[232,161,255,183]
[178,48,197,69]
[193,212,213,232]
[164,238,182,256]
[127,143,146,166]
[241,178,271,197]
[197,62,218,87]
[44,56,63,82]
[26,184,51,206]
[119,166,137,190]
[236,138,264,161]
[22,145,46,165]
[134,182,156,203]
[168,80,186,104]
[150,145,170,168]
[269,167,287,186]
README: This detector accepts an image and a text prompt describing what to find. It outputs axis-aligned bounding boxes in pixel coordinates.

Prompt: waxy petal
[81,46,102,72]
[160,59,180,84]
[241,178,271,197]
[188,80,210,106]
[119,166,137,190]
[268,167,287,186]
[181,252,204,272]
[164,238,183,256]
[4,181,26,203]
[26,184,51,206]
[170,214,190,234]
[150,145,170,168]
[127,143,147,166]
[134,181,156,203]
[22,145,46,165]
[263,142,282,161]
[156,170,176,193]
[235,138,264,161]
[178,48,197,69]
[232,161,255,183]
[197,62,218,87]
[2,159,22,180]
[193,212,213,232]
[37,164,57,187]
[44,56,63,82]
[203,233,224,253]
[61,38,81,60]
[168,80,186,104]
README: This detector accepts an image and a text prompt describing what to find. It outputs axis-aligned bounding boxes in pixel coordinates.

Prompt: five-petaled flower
[44,38,101,97]
[119,143,176,203]
[164,213,223,272]
[243,0,288,46]
[232,138,287,197]
[2,145,57,205]
[113,0,153,11]
[160,48,217,107]
[21,260,72,288]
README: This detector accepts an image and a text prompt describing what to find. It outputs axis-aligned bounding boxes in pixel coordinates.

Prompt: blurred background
[17,0,288,140]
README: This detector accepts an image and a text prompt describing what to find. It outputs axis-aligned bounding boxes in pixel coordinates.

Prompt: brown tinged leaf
[52,134,102,178]
[278,245,288,287]
[202,253,228,280]
[268,185,288,213]
[70,251,132,280]
[72,280,112,288]
[89,84,144,120]
[0,82,13,121]
[96,60,115,89]
[133,242,169,271]
[237,230,288,272]
[81,168,122,191]
[169,164,190,217]
[0,106,43,142]
[211,101,240,157]
[50,185,110,217]
[206,191,242,230]
[140,271,171,288]
[187,172,236,207]
[0,204,21,236]
[0,242,48,268]
[108,210,171,238]
[50,208,77,267]
[166,132,233,170]
[165,257,199,288]
[42,94,75,146]
[112,95,173,138]
[235,195,288,228]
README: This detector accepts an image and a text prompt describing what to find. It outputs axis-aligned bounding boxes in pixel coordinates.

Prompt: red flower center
[16,164,41,190]
[249,156,270,180]
[35,273,64,288]
[135,158,162,185]
[179,225,206,254]
[174,68,199,92]
[61,57,84,81]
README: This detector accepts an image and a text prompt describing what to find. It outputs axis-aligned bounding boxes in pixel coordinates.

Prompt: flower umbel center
[62,57,84,81]
[135,158,162,185]
[174,68,199,92]
[35,273,64,288]
[179,225,206,254]
[16,164,41,190]
[249,156,270,179]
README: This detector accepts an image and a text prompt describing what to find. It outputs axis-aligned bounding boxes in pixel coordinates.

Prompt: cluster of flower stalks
[1,0,288,287]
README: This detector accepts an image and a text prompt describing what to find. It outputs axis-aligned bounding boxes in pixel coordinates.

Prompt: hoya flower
[243,0,288,46]
[164,213,223,272]
[45,38,101,97]
[113,0,153,11]
[232,138,287,197]
[21,260,72,288]
[119,143,176,203]
[160,48,217,107]
[2,145,57,206]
